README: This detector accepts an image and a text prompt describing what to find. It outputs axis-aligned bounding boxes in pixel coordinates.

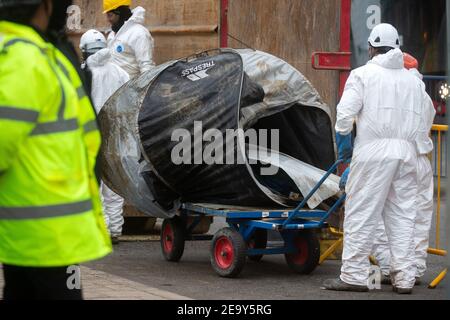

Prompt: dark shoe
[322,278,369,292]
[392,286,413,294]
[381,275,392,285]
[111,236,120,245]
[415,278,422,286]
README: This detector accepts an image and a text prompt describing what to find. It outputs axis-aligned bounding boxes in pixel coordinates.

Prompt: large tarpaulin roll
[99,49,337,218]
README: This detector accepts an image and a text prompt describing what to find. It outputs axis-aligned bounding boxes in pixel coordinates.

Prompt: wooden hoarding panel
[227,0,340,111]
[71,0,219,63]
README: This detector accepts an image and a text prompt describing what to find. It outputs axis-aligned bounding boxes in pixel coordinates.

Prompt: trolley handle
[283,159,344,226]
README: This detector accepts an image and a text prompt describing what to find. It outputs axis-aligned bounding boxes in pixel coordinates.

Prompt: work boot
[382,275,420,286]
[322,278,369,292]
[392,286,413,295]
[415,278,422,286]
[381,275,392,285]
[111,236,120,245]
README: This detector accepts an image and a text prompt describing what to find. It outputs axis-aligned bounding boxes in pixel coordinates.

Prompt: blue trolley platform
[159,161,346,277]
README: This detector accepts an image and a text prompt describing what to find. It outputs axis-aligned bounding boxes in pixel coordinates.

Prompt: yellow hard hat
[103,0,132,13]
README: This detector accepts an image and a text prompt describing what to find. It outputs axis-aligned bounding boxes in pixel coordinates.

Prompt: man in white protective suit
[103,0,155,79]
[322,23,432,294]
[371,53,436,287]
[80,29,130,244]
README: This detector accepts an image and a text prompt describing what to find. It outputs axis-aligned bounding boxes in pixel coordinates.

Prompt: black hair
[0,4,41,25]
[375,46,395,54]
[369,44,395,55]
[110,5,132,19]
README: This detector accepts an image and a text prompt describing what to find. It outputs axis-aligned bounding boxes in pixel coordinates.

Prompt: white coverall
[336,49,431,289]
[107,6,155,78]
[87,48,130,237]
[372,68,436,279]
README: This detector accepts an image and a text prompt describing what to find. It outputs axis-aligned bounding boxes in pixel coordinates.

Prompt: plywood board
[227,0,341,113]
[71,0,219,63]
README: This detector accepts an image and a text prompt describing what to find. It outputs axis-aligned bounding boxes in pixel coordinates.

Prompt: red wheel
[210,228,246,278]
[162,222,174,253]
[285,230,320,274]
[291,236,309,265]
[160,217,185,262]
[214,237,235,269]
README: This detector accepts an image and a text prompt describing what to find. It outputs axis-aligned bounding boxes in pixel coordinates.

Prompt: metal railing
[432,125,448,251]
[432,125,448,178]
[428,124,448,289]
[421,75,447,177]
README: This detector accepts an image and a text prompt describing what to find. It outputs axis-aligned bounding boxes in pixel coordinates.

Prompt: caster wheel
[161,217,186,262]
[285,230,320,274]
[210,228,247,278]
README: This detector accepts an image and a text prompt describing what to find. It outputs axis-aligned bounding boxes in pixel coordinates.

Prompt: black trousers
[2,264,83,300]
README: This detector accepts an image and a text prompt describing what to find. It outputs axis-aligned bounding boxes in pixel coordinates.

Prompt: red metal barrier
[339,0,352,97]
[220,0,229,48]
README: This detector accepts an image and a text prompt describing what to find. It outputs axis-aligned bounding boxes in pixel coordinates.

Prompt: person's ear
[368,47,375,59]
[43,0,53,19]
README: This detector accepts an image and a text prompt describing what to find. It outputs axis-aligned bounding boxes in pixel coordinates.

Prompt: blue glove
[339,167,350,190]
[336,132,353,163]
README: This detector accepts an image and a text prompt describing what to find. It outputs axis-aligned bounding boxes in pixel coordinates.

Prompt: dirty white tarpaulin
[247,145,341,209]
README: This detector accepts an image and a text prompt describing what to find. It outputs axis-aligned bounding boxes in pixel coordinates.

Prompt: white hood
[109,6,146,37]
[369,48,404,70]
[87,48,111,69]
[128,6,146,26]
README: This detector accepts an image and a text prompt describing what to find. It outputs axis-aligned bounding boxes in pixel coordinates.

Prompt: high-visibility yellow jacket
[0,21,112,267]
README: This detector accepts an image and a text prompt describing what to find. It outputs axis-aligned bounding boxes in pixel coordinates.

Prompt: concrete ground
[0,231,447,301]
[80,187,448,300]
[79,239,447,300]
[0,264,191,300]
[0,192,447,300]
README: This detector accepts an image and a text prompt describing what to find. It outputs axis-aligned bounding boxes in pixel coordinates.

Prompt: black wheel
[285,230,320,274]
[161,217,186,262]
[210,228,247,278]
[247,229,268,262]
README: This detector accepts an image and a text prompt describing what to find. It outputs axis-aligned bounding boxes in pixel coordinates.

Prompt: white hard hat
[80,29,107,53]
[368,23,400,49]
